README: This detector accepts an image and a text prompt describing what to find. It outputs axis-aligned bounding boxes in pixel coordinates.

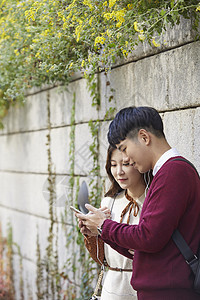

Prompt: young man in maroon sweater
[77,106,200,300]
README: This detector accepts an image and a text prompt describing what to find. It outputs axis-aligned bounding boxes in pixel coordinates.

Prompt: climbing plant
[58,90,102,299]
[35,91,62,300]
[0,223,16,300]
[0,0,199,127]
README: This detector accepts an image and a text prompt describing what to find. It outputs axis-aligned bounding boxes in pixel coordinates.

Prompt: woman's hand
[78,219,97,236]
[99,206,111,219]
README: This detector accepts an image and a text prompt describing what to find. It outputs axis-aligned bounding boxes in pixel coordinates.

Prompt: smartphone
[70,206,84,214]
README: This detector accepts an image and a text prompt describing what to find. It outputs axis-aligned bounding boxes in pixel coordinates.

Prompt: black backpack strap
[194,246,200,290]
[171,157,200,291]
[172,229,198,275]
[170,157,199,178]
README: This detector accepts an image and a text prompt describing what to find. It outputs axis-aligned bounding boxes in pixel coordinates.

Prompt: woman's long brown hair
[104,145,123,197]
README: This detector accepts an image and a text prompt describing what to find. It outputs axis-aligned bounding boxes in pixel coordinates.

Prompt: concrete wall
[0,18,200,299]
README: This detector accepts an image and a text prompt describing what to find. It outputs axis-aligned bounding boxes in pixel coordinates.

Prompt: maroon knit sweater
[101,157,200,299]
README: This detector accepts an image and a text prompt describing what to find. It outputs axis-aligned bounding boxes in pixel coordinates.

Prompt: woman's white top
[100,190,145,300]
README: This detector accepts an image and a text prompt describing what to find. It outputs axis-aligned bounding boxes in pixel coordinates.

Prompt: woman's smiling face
[110,148,143,190]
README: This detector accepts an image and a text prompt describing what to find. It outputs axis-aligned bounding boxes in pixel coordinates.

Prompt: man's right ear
[138,129,151,145]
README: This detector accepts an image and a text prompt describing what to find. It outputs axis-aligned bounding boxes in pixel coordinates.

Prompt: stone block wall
[0,19,200,299]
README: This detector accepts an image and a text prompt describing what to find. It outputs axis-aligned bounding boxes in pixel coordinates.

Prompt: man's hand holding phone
[71,204,111,236]
[75,204,110,235]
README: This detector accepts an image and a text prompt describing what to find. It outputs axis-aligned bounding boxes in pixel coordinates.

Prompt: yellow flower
[103,1,108,6]
[69,62,73,69]
[14,32,20,39]
[44,29,50,36]
[103,13,111,20]
[196,5,200,11]
[106,29,112,37]
[127,3,133,10]
[66,10,73,20]
[116,22,122,28]
[75,24,83,42]
[94,36,106,46]
[0,0,6,8]
[138,34,145,41]
[14,49,19,56]
[115,9,125,23]
[134,21,139,32]
[21,48,26,54]
[63,21,68,30]
[89,16,93,26]
[152,38,160,47]
[83,0,93,9]
[81,60,85,67]
[32,38,39,43]
[122,49,128,57]
[66,0,77,11]
[57,11,64,20]
[109,0,116,8]
[88,53,92,63]
[25,9,36,21]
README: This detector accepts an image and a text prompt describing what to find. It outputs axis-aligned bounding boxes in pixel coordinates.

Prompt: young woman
[82,145,151,300]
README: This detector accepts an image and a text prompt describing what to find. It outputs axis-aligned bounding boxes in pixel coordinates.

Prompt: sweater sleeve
[101,161,192,253]
[101,236,133,259]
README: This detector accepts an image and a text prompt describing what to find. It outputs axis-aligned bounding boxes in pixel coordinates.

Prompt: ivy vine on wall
[35,91,62,300]
[0,223,15,299]
[59,88,104,299]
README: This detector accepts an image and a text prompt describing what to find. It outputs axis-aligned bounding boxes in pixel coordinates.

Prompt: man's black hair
[107,106,165,147]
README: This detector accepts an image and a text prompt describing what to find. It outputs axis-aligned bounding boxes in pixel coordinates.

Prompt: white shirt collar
[153,148,180,176]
